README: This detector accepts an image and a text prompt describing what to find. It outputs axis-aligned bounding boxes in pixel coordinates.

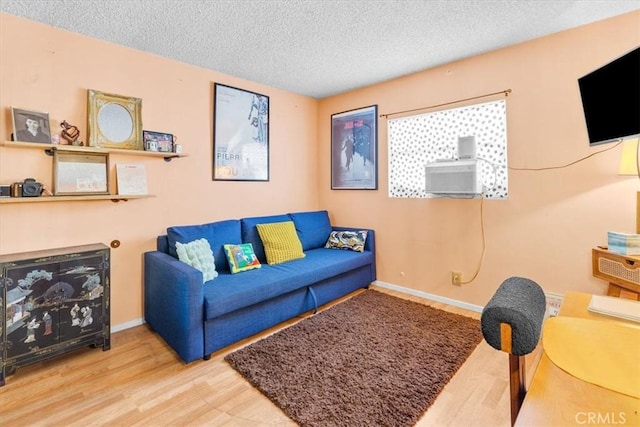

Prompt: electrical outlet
[545,293,563,318]
[451,271,462,286]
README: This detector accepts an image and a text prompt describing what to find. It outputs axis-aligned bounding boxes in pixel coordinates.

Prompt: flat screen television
[578,46,640,146]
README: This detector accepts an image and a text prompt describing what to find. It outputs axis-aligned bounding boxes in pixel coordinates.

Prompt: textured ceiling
[2,0,639,98]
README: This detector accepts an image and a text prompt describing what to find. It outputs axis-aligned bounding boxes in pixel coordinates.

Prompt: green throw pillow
[175,238,218,282]
[223,243,261,274]
[325,230,368,252]
[256,221,305,265]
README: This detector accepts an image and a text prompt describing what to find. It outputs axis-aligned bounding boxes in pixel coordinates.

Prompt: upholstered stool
[481,276,546,426]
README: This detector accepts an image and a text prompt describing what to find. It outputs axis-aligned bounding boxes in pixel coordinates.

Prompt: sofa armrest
[143,250,205,363]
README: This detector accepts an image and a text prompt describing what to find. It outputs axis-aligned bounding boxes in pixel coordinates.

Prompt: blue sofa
[143,210,376,363]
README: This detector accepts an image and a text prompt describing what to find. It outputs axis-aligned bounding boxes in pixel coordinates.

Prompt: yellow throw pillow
[256,221,305,265]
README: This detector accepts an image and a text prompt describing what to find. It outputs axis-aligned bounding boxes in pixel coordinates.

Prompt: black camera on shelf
[11,178,43,197]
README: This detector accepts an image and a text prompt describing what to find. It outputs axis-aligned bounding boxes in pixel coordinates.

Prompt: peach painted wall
[318,11,640,306]
[0,13,319,327]
[1,11,639,329]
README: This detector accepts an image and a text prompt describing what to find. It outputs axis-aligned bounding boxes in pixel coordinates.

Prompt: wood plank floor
[0,285,542,426]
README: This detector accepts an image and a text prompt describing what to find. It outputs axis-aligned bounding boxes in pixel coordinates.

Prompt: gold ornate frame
[87,89,143,150]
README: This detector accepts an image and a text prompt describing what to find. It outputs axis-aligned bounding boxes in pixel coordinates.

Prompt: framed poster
[331,105,378,190]
[213,83,269,181]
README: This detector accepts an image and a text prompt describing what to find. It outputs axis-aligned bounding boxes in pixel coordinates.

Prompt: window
[388,100,508,199]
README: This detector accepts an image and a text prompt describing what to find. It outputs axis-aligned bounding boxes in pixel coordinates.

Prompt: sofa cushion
[203,247,374,320]
[289,210,332,251]
[167,219,241,273]
[241,214,291,263]
[325,230,368,252]
[223,243,261,274]
[256,221,305,265]
[175,238,218,282]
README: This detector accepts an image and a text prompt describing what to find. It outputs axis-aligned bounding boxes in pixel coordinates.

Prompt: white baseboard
[111,317,145,333]
[373,281,484,313]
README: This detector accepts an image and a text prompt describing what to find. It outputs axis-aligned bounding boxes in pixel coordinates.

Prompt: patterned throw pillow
[324,230,368,252]
[256,221,306,265]
[175,238,218,282]
[223,243,261,274]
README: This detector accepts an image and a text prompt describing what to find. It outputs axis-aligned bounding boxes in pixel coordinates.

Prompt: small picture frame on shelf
[53,150,110,196]
[142,130,174,153]
[11,107,52,144]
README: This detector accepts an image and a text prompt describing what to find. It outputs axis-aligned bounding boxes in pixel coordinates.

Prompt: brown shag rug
[224,290,483,426]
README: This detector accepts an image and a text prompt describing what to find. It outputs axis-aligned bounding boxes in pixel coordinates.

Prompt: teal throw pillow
[223,243,261,274]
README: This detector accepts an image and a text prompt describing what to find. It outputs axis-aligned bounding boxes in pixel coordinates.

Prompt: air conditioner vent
[425,160,482,195]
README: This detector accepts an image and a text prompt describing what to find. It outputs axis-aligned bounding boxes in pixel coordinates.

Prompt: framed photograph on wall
[11,107,52,144]
[53,150,110,196]
[331,105,378,190]
[213,83,269,181]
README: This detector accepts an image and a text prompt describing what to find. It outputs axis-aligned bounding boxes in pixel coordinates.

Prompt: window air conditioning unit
[425,160,482,195]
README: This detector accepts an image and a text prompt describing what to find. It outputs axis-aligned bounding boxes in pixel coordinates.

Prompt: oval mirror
[87,89,143,150]
[98,103,133,143]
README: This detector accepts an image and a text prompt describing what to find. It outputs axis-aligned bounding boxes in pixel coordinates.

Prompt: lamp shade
[619,138,639,176]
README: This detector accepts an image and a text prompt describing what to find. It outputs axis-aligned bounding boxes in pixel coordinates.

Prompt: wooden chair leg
[509,354,526,426]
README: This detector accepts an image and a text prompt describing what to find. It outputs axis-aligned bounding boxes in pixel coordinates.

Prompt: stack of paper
[608,231,640,255]
[588,295,640,323]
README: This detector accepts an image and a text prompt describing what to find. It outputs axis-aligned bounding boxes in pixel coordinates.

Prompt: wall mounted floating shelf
[0,194,154,204]
[0,140,178,203]
[1,141,188,161]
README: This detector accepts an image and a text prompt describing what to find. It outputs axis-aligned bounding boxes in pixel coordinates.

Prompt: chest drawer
[592,248,640,293]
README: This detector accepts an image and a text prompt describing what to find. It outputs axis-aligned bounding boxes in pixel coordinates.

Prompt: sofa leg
[203,354,211,361]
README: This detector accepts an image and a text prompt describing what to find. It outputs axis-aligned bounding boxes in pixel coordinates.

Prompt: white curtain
[387,99,508,199]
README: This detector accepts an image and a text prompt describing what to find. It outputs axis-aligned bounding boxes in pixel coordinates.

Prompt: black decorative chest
[0,243,110,386]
